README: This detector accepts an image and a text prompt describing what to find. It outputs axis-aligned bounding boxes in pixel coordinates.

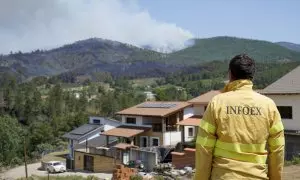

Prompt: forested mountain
[1,36,300,84]
[0,38,164,82]
[277,42,300,52]
[167,36,300,64]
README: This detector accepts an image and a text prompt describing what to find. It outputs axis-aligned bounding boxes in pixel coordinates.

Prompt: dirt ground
[1,163,300,180]
[282,165,300,180]
[0,163,112,180]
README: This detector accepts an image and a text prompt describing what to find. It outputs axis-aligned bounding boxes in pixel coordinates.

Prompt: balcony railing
[166,125,177,132]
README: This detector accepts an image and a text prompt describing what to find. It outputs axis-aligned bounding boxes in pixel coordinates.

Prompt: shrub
[9,157,23,167]
[292,156,300,165]
[130,175,143,180]
[285,156,300,166]
[154,175,164,180]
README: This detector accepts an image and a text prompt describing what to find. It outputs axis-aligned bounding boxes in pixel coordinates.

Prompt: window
[126,117,136,124]
[53,162,62,166]
[151,137,159,146]
[140,136,148,147]
[188,127,194,137]
[152,124,162,132]
[93,119,101,124]
[277,106,293,119]
[166,117,177,132]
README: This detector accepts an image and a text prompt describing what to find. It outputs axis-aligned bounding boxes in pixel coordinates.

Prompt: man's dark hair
[229,54,255,80]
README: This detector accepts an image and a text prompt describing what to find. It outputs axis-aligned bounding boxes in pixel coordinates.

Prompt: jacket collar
[222,79,253,93]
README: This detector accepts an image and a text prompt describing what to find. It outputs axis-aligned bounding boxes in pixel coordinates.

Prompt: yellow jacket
[194,79,285,180]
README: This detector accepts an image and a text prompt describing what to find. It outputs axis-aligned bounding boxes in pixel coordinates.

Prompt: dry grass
[41,151,68,163]
[131,78,161,87]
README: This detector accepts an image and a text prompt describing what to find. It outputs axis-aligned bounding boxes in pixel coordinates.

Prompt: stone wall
[112,164,137,180]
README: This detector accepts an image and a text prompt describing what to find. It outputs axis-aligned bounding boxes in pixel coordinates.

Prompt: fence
[130,148,157,172]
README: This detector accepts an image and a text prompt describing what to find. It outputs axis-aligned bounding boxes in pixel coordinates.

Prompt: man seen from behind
[194,54,285,180]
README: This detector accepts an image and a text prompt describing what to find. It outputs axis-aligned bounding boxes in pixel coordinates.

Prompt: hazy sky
[139,0,300,43]
[0,0,299,54]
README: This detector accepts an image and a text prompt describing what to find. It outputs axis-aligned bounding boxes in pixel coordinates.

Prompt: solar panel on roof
[71,124,100,135]
[137,103,177,108]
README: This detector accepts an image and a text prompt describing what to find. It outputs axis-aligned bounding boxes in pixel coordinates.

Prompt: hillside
[277,42,300,52]
[166,36,300,64]
[1,36,300,83]
[0,38,164,81]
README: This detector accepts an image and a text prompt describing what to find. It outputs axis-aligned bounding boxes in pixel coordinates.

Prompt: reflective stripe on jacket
[194,79,285,180]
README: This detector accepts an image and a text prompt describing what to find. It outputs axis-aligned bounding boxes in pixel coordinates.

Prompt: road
[0,163,112,180]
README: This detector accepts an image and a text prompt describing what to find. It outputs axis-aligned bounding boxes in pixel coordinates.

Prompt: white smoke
[0,0,194,54]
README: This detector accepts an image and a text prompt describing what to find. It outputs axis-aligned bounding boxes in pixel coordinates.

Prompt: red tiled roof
[117,101,191,117]
[188,90,221,105]
[101,125,150,138]
[177,115,202,126]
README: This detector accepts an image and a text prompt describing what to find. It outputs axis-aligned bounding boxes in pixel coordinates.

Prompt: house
[176,88,264,144]
[262,65,300,160]
[177,90,221,143]
[62,117,121,162]
[144,91,156,101]
[101,101,192,148]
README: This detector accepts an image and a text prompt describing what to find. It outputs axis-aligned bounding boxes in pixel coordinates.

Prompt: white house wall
[183,107,194,119]
[164,131,181,146]
[142,116,162,125]
[103,121,121,131]
[265,94,300,130]
[89,116,98,124]
[122,115,143,125]
[184,126,196,142]
[193,105,205,116]
[89,117,121,128]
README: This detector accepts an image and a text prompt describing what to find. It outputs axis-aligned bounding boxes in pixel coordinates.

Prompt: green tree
[78,91,88,112]
[0,116,23,166]
[30,121,55,148]
[101,92,118,117]
[47,84,64,118]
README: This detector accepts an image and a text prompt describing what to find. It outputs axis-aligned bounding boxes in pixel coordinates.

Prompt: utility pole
[24,137,28,179]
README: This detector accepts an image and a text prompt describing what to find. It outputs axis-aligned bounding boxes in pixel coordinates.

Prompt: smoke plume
[0,0,194,54]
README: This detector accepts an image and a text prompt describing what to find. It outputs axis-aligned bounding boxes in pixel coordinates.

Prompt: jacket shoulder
[211,91,276,105]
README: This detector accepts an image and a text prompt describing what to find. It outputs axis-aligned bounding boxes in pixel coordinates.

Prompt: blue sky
[138,0,300,43]
[1,0,299,54]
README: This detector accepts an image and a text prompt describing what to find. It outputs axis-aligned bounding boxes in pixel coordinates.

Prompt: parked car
[46,161,66,173]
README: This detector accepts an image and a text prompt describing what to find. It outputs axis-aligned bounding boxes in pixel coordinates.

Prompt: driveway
[0,163,112,180]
